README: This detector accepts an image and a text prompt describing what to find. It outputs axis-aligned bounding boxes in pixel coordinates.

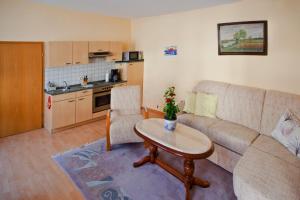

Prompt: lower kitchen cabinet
[52,99,76,129]
[76,95,92,123]
[44,89,93,133]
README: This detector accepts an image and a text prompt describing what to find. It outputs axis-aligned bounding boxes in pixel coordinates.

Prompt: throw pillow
[271,109,300,158]
[183,92,196,114]
[194,92,218,118]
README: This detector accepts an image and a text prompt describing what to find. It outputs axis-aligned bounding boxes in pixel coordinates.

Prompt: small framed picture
[218,21,268,55]
[164,46,177,56]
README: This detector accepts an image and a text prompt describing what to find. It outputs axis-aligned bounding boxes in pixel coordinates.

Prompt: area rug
[53,139,236,200]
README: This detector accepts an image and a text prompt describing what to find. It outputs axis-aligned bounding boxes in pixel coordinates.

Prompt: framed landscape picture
[218,21,268,55]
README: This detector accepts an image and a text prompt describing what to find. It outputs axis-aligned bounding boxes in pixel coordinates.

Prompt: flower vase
[164,119,177,131]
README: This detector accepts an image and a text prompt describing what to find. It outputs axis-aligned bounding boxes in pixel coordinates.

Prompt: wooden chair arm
[106,109,111,151]
[143,107,149,119]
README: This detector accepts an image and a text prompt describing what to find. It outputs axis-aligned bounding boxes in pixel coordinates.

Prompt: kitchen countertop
[45,80,127,96]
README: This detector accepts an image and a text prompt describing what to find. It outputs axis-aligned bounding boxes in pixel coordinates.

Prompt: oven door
[93,91,111,113]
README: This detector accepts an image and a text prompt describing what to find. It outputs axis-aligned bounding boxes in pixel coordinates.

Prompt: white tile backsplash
[45,58,115,88]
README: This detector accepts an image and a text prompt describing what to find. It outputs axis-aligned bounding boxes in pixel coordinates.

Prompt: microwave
[122,51,143,61]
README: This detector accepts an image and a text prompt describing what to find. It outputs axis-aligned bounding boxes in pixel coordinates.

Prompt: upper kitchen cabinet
[45,42,73,67]
[108,42,123,61]
[73,42,89,65]
[88,41,110,52]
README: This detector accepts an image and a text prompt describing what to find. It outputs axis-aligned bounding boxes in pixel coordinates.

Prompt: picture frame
[218,21,268,55]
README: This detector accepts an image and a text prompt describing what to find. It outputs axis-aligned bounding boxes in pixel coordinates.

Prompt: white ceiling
[32,0,239,18]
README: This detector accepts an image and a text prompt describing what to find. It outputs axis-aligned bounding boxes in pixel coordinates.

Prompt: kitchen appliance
[110,69,120,82]
[122,51,143,61]
[105,71,110,82]
[93,85,112,113]
[88,51,111,58]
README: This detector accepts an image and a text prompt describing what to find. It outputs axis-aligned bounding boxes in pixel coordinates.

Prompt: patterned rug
[53,139,236,200]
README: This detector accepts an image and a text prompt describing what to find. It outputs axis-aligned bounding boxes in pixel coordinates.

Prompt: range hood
[89,51,112,58]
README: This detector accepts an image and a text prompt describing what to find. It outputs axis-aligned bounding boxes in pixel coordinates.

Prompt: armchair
[106,85,148,151]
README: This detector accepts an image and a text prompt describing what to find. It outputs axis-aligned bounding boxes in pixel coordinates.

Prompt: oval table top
[135,118,214,159]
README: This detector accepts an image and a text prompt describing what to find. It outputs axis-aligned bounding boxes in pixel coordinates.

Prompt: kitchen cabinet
[127,62,144,103]
[73,42,89,65]
[45,42,73,67]
[127,62,144,86]
[107,42,123,61]
[76,95,92,123]
[44,89,93,133]
[52,99,76,129]
[89,41,110,53]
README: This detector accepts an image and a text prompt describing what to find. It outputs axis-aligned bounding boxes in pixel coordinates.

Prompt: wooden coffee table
[133,118,214,200]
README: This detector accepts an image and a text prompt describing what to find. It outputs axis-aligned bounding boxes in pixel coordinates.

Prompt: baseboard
[50,117,104,134]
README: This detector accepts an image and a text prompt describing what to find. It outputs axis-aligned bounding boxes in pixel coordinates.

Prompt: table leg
[184,159,194,200]
[133,144,158,168]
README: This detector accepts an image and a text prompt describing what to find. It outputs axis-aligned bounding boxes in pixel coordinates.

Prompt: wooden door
[73,41,89,65]
[76,95,92,123]
[108,42,123,61]
[88,41,110,52]
[0,42,43,137]
[52,99,76,129]
[45,41,72,67]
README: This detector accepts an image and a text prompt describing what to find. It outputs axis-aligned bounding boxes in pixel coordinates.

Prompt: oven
[93,86,113,113]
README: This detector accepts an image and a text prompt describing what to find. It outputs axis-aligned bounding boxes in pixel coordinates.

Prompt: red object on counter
[47,96,51,109]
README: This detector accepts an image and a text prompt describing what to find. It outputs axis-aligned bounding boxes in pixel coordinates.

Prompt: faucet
[63,81,69,90]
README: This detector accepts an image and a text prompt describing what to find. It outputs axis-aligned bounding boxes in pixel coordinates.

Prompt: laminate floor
[0,120,105,200]
[0,111,162,200]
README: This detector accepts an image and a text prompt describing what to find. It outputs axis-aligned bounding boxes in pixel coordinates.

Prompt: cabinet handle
[68,100,75,102]
[78,98,85,101]
[75,62,81,64]
[98,49,103,51]
[65,62,71,65]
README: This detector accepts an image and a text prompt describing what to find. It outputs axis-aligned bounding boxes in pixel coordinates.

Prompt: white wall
[132,0,300,110]
[0,0,131,44]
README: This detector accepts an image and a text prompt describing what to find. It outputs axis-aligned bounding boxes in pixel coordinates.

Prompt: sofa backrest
[192,80,230,117]
[260,90,300,136]
[218,85,266,132]
[193,81,266,132]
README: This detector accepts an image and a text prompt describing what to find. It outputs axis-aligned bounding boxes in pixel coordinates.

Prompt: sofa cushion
[233,147,300,200]
[192,80,229,118]
[194,92,218,118]
[217,84,265,132]
[207,120,259,155]
[252,135,300,168]
[177,113,220,133]
[183,92,196,113]
[261,90,300,136]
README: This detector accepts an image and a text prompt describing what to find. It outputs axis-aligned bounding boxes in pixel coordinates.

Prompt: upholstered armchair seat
[110,111,144,145]
[106,86,148,151]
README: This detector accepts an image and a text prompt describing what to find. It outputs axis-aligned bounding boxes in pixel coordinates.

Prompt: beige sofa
[177,80,300,200]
